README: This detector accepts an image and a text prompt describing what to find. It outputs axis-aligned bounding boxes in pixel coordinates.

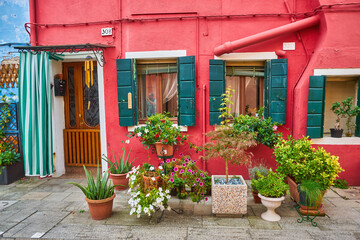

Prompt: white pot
[258,193,285,222]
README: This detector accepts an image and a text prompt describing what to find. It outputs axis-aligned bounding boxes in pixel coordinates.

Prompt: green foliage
[67,165,115,200]
[0,144,20,166]
[274,136,344,190]
[248,163,269,180]
[251,171,288,198]
[333,179,349,189]
[219,88,235,126]
[129,113,187,148]
[102,148,135,174]
[298,179,324,207]
[233,109,282,148]
[330,97,360,134]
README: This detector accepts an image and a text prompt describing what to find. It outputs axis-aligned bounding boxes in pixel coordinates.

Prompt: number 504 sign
[101,28,113,36]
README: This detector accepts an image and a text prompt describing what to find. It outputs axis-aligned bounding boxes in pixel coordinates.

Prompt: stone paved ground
[0,177,359,240]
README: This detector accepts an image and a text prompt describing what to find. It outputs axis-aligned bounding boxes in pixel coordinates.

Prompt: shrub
[251,171,288,198]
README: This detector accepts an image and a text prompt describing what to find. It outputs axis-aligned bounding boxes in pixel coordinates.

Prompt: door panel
[63,62,101,166]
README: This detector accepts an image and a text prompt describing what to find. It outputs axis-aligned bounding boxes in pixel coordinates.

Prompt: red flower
[164,139,168,143]
[176,136,181,141]
[155,133,159,139]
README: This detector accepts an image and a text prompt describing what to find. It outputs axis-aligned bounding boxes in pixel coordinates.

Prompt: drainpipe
[202,84,206,171]
[214,15,320,56]
[29,0,37,46]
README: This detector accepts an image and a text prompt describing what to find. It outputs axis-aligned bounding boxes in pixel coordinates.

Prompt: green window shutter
[116,59,137,126]
[209,59,226,125]
[355,77,360,137]
[306,76,326,138]
[266,59,287,124]
[264,60,270,118]
[177,56,196,126]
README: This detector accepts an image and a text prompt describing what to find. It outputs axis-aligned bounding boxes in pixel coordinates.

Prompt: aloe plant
[67,165,115,200]
[102,148,135,174]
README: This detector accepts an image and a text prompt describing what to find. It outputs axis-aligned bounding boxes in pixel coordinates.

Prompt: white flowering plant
[127,163,172,217]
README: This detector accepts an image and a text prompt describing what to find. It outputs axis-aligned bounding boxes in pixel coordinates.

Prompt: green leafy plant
[251,171,288,198]
[129,113,187,148]
[274,136,344,190]
[248,163,269,180]
[233,109,282,148]
[330,97,360,135]
[67,165,115,200]
[333,179,349,189]
[0,145,20,166]
[102,148,135,174]
[298,179,324,207]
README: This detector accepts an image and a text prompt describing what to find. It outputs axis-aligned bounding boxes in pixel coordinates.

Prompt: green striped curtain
[19,52,53,177]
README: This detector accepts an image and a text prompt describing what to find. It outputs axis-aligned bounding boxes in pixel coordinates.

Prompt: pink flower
[174,167,178,172]
[273,125,278,131]
[171,172,175,176]
[199,182,203,186]
[201,193,204,196]
[196,178,200,182]
[188,169,192,173]
[172,158,176,162]
[205,197,208,201]
[185,159,189,163]
[179,153,183,156]
[166,159,170,164]
[180,169,184,174]
[182,163,186,167]
[170,178,174,183]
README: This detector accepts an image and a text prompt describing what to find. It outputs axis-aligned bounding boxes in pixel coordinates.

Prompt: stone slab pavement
[0,177,359,240]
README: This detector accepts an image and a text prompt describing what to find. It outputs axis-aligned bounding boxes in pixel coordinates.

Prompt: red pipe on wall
[29,0,37,45]
[214,15,321,56]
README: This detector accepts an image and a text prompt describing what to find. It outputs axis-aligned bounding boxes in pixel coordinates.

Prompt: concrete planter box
[0,161,25,185]
[211,175,247,216]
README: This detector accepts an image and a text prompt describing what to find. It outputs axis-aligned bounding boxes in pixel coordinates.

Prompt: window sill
[311,136,360,145]
[127,124,188,132]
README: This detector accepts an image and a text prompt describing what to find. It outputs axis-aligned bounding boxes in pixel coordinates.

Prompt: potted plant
[330,97,360,137]
[251,171,288,222]
[249,164,269,203]
[67,165,116,220]
[130,113,187,158]
[102,148,135,191]
[0,143,22,185]
[274,136,344,204]
[127,164,172,217]
[297,179,324,211]
[197,88,257,215]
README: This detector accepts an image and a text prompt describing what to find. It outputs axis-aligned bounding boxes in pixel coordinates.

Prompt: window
[307,75,360,138]
[209,59,287,125]
[137,61,178,120]
[225,63,264,116]
[116,56,196,127]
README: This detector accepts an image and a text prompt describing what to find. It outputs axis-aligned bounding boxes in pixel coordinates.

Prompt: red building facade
[28,0,360,184]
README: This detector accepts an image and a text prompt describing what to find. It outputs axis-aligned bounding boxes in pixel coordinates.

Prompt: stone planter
[110,173,129,191]
[211,175,247,216]
[258,194,285,222]
[0,161,25,185]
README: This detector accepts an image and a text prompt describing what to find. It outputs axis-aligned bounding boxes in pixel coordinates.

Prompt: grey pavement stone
[326,198,360,208]
[315,218,360,232]
[307,230,360,240]
[75,225,131,239]
[324,188,341,198]
[62,201,88,212]
[20,191,51,200]
[188,227,251,240]
[0,188,31,200]
[249,229,314,239]
[0,208,36,224]
[323,205,360,219]
[202,216,250,228]
[149,209,202,227]
[36,200,71,211]
[60,211,107,225]
[0,200,17,210]
[42,224,88,239]
[277,217,323,231]
[62,192,85,202]
[128,226,187,240]
[248,216,281,230]
[42,192,72,201]
[105,209,151,226]
[2,210,70,238]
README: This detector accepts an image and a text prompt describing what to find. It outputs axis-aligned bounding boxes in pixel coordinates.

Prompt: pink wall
[32,0,360,185]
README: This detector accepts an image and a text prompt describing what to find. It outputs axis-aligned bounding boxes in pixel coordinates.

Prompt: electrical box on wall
[54,74,66,96]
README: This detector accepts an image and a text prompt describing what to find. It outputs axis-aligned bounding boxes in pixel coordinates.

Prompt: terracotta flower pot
[143,172,160,190]
[287,176,300,203]
[85,194,115,220]
[155,142,174,158]
[252,190,262,204]
[110,173,129,191]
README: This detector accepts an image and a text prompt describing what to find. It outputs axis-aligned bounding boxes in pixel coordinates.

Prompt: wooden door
[63,62,101,166]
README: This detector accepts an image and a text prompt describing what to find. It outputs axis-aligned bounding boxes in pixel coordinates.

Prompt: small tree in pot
[330,97,360,137]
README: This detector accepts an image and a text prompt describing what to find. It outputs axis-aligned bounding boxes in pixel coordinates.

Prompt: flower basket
[143,172,161,190]
[155,142,174,158]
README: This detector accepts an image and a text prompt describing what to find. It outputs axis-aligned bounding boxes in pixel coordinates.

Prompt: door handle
[79,113,84,125]
[128,92,132,109]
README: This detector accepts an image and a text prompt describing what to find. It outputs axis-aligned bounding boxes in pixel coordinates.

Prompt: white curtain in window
[226,76,242,116]
[162,73,177,103]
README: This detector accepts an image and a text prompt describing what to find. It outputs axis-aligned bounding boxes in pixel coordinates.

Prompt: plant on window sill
[330,97,360,136]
